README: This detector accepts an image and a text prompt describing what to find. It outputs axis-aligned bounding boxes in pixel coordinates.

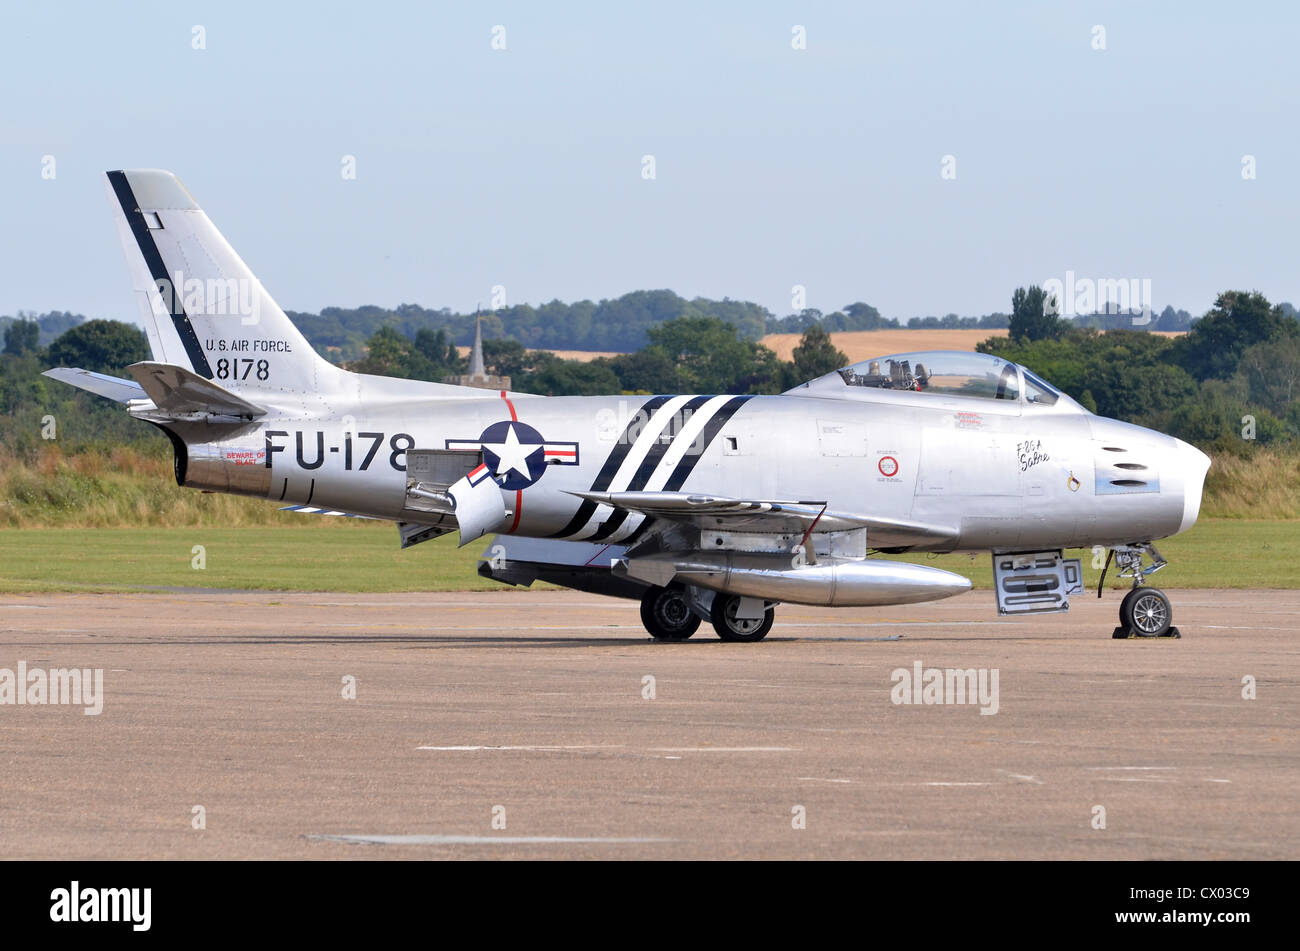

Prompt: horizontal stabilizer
[128,361,267,418]
[42,367,146,403]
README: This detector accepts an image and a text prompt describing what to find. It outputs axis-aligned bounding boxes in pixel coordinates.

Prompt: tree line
[988,287,1299,451]
[0,311,848,456]
[2,287,1297,458]
[268,290,1207,363]
[3,290,1202,367]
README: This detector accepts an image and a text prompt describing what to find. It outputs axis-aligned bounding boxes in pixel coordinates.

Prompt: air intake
[1094,445,1160,495]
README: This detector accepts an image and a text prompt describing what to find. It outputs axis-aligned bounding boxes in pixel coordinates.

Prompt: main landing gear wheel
[1114,587,1177,639]
[640,586,700,641]
[710,594,775,643]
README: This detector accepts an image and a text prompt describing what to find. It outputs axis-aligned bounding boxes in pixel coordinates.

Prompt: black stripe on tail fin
[106,170,212,378]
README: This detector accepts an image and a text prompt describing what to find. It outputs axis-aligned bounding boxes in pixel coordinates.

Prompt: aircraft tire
[1120,587,1172,638]
[1119,587,1141,625]
[640,586,700,641]
[710,594,774,642]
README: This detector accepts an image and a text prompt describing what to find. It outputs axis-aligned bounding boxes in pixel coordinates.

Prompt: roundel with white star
[446,421,580,491]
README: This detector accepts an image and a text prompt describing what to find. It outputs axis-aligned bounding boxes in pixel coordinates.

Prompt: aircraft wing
[570,490,958,548]
[42,367,147,403]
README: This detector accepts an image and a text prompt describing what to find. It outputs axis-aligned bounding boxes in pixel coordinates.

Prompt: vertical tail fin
[104,169,344,395]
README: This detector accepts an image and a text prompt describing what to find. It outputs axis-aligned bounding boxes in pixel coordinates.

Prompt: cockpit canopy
[798,350,1066,407]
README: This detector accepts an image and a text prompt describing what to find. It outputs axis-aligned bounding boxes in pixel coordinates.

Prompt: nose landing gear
[1101,543,1182,639]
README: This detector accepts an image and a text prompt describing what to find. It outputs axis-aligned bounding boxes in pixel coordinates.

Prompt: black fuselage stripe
[661,395,753,492]
[106,171,213,378]
[549,396,671,538]
[587,395,712,542]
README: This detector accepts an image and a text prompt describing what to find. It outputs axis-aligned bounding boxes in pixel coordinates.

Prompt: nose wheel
[1103,543,1182,639]
[1115,587,1177,638]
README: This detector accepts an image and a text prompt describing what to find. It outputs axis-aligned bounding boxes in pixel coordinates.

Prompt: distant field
[0,518,1291,594]
[494,329,1013,364]
[761,328,1008,362]
[762,329,1185,362]
[451,328,1187,364]
[455,346,621,362]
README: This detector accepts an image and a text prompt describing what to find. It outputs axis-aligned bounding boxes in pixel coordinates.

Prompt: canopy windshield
[835,351,1021,401]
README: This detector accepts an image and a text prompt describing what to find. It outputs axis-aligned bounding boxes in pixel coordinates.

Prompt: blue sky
[2,1,1296,325]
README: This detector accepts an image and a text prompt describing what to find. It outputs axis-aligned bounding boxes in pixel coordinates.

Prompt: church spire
[446,313,510,390]
[468,315,486,380]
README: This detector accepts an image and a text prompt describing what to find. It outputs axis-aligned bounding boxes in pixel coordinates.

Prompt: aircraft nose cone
[1173,438,1211,535]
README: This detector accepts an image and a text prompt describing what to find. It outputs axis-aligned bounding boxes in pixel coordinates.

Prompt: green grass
[880,518,1300,590]
[0,522,497,593]
[0,518,1294,593]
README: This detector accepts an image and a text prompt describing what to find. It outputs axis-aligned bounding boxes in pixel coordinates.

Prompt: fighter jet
[46,170,1212,642]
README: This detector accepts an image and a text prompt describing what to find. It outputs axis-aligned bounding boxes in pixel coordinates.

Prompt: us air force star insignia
[445,421,579,491]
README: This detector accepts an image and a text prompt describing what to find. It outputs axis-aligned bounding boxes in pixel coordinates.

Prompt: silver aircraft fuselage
[172,368,1208,555]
